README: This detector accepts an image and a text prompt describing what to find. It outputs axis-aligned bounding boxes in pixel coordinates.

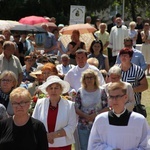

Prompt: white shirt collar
[113,108,126,117]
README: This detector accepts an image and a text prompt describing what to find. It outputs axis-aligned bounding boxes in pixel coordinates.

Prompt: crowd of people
[0,14,149,150]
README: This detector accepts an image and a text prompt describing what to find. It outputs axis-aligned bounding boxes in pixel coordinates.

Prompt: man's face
[100,24,106,32]
[124,40,133,48]
[108,89,127,113]
[75,52,87,68]
[4,44,15,56]
[116,17,122,26]
[62,57,69,66]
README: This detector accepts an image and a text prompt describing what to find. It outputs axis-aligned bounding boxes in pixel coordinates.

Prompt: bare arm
[75,107,89,119]
[18,72,23,86]
[44,45,57,54]
[133,76,148,92]
[104,57,109,71]
[103,41,109,50]
[47,129,66,144]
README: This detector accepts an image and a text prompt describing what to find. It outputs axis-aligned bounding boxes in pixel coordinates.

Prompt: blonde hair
[87,57,99,68]
[0,70,18,88]
[107,82,127,94]
[10,87,32,102]
[81,69,100,89]
[129,21,136,28]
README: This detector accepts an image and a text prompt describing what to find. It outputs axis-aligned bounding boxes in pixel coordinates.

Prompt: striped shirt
[120,63,145,104]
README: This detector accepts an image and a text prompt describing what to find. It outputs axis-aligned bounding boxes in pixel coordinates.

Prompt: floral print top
[75,87,108,130]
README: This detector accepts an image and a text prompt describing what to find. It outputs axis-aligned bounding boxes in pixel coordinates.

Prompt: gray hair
[108,65,121,76]
[61,54,70,59]
[0,70,18,88]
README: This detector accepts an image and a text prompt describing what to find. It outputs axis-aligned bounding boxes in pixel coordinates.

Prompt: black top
[69,41,85,59]
[0,89,10,109]
[135,23,143,44]
[0,117,48,150]
[108,109,131,126]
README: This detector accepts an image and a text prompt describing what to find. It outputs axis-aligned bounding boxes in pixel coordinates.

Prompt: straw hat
[30,63,43,78]
[38,75,70,94]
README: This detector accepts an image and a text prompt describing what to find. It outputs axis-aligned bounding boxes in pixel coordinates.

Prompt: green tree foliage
[0,0,150,24]
[0,0,113,24]
[117,0,150,21]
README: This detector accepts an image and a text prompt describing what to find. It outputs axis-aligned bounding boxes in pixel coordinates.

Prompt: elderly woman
[118,47,148,107]
[0,70,18,116]
[102,65,135,111]
[128,21,138,48]
[75,69,109,150]
[0,87,48,150]
[32,75,77,150]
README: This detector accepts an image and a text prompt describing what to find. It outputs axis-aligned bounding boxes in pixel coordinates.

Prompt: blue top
[22,65,35,82]
[88,53,107,70]
[116,48,147,71]
[44,32,57,54]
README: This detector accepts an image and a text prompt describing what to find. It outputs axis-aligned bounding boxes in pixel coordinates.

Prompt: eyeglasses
[1,79,13,82]
[84,76,94,80]
[108,94,125,100]
[12,101,30,107]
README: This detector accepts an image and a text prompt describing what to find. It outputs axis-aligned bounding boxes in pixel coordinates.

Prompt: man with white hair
[56,54,75,79]
[94,23,109,55]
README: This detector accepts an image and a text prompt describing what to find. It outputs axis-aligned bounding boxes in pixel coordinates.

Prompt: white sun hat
[38,75,70,94]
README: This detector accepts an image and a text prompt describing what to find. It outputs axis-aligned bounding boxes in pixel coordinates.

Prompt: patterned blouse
[75,87,108,130]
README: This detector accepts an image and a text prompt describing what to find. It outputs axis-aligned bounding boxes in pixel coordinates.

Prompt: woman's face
[92,43,101,53]
[42,69,57,81]
[25,58,33,67]
[120,54,131,63]
[72,32,79,41]
[84,73,95,87]
[46,83,62,99]
[130,24,135,29]
[144,24,150,30]
[0,75,15,93]
[11,96,30,117]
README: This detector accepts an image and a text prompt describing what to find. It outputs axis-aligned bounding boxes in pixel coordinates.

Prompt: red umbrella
[19,15,49,25]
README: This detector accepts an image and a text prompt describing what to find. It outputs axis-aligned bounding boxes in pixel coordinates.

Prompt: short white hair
[108,65,121,76]
[129,21,136,28]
